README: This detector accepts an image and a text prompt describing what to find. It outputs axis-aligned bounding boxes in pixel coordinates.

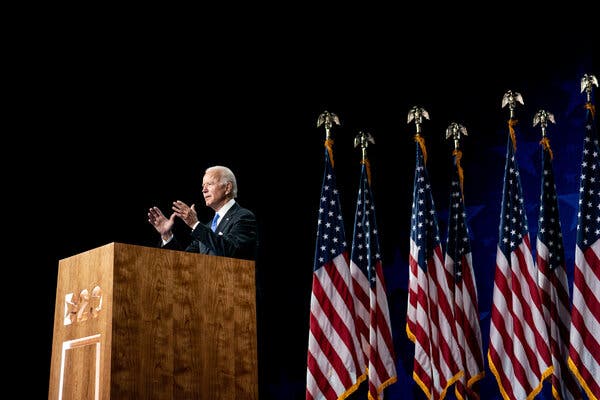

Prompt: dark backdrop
[29,13,596,400]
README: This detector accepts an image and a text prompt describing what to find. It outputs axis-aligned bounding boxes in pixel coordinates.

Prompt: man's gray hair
[207,165,238,198]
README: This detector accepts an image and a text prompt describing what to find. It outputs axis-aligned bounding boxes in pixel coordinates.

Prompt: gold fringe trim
[453,149,464,196]
[526,366,554,400]
[539,136,554,160]
[361,158,372,185]
[454,370,486,400]
[413,368,464,400]
[338,372,367,400]
[368,375,398,400]
[406,323,416,343]
[488,351,554,400]
[508,119,518,151]
[585,102,596,119]
[415,134,427,164]
[325,138,335,168]
[569,356,599,400]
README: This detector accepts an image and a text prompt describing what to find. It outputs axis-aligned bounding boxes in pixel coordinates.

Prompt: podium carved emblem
[64,285,103,325]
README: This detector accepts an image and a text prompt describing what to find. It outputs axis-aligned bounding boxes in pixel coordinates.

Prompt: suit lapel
[214,203,238,234]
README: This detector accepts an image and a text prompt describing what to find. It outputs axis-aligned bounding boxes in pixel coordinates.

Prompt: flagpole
[407,106,430,163]
[501,90,524,151]
[580,73,598,103]
[353,130,374,182]
[353,130,374,163]
[501,90,524,120]
[317,110,341,167]
[317,110,340,141]
[445,122,468,151]
[533,109,555,138]
[533,109,556,160]
[445,122,468,195]
[407,105,430,135]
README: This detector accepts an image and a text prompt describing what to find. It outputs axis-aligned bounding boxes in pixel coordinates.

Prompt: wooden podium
[48,242,258,400]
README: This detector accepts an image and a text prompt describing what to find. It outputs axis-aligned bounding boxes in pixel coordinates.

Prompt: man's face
[202,171,228,209]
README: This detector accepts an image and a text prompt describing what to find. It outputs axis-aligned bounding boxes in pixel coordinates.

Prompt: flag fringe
[488,352,554,400]
[453,149,464,196]
[368,376,398,400]
[338,373,367,400]
[508,119,518,151]
[568,357,599,400]
[325,138,335,168]
[539,136,554,160]
[454,370,485,400]
[361,158,372,185]
[414,134,427,164]
[585,102,596,118]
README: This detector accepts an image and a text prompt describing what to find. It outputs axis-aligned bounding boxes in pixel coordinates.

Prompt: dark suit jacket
[163,202,258,260]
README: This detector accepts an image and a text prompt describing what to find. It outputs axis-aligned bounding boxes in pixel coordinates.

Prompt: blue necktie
[211,213,219,232]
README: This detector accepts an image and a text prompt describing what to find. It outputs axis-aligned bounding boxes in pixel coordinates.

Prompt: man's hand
[148,206,176,239]
[172,200,199,228]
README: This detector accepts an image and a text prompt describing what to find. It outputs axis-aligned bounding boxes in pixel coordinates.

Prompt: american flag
[349,161,397,399]
[568,101,600,400]
[306,142,365,400]
[407,137,462,400]
[444,152,484,400]
[535,137,583,400]
[488,121,553,400]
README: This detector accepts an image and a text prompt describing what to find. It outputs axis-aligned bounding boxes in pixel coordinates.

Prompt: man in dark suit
[148,165,257,260]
